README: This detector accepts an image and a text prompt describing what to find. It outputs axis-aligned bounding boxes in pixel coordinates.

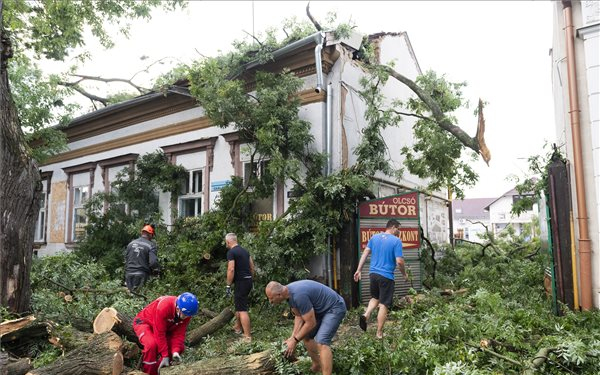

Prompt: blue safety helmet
[176,292,199,316]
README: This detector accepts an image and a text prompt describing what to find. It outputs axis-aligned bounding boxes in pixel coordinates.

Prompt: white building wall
[38,32,453,257]
[553,0,600,308]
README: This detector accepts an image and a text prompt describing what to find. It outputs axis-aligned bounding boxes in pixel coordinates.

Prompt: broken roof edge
[367,31,422,75]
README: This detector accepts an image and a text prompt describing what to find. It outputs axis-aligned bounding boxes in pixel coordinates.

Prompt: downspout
[314,32,325,93]
[313,31,332,287]
[326,82,334,288]
[562,0,593,310]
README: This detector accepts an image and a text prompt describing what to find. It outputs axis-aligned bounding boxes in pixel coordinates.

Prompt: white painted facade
[552,0,600,307]
[36,31,450,279]
[486,191,538,238]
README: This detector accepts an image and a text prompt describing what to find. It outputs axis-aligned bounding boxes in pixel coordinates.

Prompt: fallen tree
[187,307,234,346]
[126,350,275,375]
[26,332,125,375]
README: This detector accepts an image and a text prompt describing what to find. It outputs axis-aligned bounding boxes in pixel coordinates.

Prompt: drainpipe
[314,32,325,93]
[324,81,334,288]
[562,0,593,310]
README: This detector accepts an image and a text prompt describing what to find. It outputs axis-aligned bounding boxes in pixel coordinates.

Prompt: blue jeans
[309,301,347,345]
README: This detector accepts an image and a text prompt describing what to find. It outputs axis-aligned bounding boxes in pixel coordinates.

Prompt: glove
[172,352,181,362]
[158,356,169,370]
[226,285,232,297]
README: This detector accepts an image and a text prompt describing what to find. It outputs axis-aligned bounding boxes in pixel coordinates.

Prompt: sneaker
[359,315,367,331]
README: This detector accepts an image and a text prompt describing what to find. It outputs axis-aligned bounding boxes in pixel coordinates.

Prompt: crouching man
[265,280,346,375]
[133,292,198,375]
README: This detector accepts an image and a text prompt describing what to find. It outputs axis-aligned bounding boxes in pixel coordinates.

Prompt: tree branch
[381,108,431,121]
[379,65,486,159]
[306,2,322,31]
[58,81,108,107]
[243,30,264,48]
[70,74,147,94]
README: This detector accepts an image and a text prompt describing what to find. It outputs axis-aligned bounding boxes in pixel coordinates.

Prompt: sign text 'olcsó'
[359,192,418,219]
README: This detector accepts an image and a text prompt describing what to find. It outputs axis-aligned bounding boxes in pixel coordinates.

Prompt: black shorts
[234,278,253,312]
[369,273,395,308]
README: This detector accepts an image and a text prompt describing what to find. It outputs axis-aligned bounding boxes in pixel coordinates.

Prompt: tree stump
[187,308,234,346]
[160,350,275,375]
[26,332,124,375]
[93,307,139,346]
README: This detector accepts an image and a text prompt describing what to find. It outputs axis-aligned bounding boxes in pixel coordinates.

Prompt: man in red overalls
[133,292,199,375]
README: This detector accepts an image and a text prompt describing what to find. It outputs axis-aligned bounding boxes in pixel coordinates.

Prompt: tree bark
[0,2,42,314]
[26,332,124,375]
[187,308,234,346]
[159,350,275,375]
[1,316,49,346]
[1,352,32,375]
[6,359,32,375]
[47,323,93,352]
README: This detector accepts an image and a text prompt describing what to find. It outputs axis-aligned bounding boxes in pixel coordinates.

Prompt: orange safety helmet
[141,225,155,236]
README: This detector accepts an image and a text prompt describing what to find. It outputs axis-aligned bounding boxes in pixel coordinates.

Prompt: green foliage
[510,143,563,216]
[30,253,149,322]
[4,0,184,60]
[355,70,402,176]
[75,151,185,277]
[8,54,73,162]
[402,71,479,198]
[3,0,185,160]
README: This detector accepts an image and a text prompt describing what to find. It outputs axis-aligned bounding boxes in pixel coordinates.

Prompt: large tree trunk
[0,3,42,314]
[135,350,275,375]
[187,307,234,346]
[26,332,124,375]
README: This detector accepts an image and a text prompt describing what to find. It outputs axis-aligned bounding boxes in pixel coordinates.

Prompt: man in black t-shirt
[225,233,255,341]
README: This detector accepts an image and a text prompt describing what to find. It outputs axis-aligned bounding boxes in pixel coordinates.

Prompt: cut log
[187,308,235,346]
[93,307,139,346]
[1,316,48,344]
[26,332,124,375]
[160,350,275,375]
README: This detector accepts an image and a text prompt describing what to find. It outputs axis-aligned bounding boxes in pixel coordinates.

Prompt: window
[63,163,96,243]
[107,166,128,214]
[34,190,47,242]
[512,195,534,211]
[99,154,138,215]
[179,169,203,217]
[73,185,89,241]
[243,160,269,187]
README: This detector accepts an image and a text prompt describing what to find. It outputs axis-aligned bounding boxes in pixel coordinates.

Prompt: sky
[62,1,556,200]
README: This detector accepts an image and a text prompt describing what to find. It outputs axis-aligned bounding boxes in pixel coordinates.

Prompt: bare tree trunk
[187,308,234,346]
[0,2,41,314]
[159,350,275,375]
[26,332,124,375]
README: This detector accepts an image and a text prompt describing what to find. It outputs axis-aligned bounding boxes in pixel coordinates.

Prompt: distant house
[452,198,495,243]
[485,187,538,237]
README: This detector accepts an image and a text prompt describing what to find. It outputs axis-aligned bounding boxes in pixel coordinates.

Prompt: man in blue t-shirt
[353,219,407,339]
[265,280,346,375]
